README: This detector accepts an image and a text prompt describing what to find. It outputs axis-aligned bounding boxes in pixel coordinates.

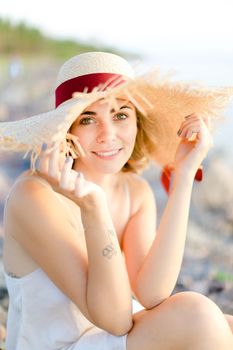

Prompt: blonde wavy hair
[122,110,157,173]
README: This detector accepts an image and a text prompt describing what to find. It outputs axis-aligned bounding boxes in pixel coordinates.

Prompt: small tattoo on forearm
[102,242,117,259]
[102,229,118,259]
[107,229,115,237]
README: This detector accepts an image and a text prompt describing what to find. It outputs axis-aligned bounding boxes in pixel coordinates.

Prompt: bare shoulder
[8,169,50,195]
[6,167,66,207]
[4,171,80,244]
[6,173,53,215]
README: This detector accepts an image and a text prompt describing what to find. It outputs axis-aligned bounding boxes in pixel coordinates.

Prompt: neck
[73,160,122,192]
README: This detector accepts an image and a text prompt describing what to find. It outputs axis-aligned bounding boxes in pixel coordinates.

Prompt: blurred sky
[1,0,233,57]
[1,1,233,82]
[1,0,233,152]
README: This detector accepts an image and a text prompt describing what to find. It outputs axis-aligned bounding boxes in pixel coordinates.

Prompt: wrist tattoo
[102,229,118,259]
[102,242,117,259]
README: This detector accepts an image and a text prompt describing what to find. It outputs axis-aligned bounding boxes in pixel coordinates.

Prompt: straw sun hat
[0,51,232,174]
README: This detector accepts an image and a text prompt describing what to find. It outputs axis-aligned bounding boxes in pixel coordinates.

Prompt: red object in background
[161,165,172,194]
[194,166,203,181]
[161,165,203,194]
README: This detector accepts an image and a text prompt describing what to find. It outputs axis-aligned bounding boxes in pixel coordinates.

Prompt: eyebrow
[80,105,133,116]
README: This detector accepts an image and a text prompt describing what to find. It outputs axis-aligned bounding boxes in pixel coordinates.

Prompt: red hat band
[55,72,126,108]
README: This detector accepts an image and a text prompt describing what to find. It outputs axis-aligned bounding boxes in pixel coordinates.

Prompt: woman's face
[70,98,137,174]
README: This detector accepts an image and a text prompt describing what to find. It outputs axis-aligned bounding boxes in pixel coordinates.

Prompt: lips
[92,148,122,159]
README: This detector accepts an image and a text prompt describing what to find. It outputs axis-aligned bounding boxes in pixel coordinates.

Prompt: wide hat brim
[0,70,233,167]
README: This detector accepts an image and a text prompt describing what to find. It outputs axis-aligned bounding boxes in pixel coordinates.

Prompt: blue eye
[79,117,95,125]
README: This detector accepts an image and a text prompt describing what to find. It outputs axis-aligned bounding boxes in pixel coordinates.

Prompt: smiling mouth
[92,149,122,159]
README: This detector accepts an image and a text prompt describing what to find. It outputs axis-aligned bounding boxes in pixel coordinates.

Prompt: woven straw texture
[55,52,134,88]
[0,52,233,169]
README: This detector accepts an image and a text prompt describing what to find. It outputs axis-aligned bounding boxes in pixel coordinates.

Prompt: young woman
[1,51,233,350]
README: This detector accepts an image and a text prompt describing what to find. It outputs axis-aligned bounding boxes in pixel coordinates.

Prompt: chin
[93,158,129,174]
[95,164,125,174]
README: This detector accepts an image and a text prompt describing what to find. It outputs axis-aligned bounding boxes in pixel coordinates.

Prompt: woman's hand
[173,114,213,180]
[37,143,106,205]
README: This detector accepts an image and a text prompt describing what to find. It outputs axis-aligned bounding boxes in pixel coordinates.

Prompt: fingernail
[75,172,82,180]
[42,143,47,151]
[65,156,73,163]
[184,114,193,119]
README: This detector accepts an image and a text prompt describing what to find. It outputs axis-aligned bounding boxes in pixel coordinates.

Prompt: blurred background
[0,0,233,346]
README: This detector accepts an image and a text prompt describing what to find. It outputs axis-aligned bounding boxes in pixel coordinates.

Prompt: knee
[170,291,224,327]
[166,291,233,347]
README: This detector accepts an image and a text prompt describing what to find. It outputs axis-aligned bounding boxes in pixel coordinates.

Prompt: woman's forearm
[134,173,194,309]
[81,204,133,334]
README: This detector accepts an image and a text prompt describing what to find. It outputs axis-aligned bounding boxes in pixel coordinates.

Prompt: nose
[96,121,117,144]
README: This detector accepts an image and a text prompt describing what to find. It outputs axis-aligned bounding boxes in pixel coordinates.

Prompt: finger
[184,113,197,119]
[180,121,208,141]
[74,172,105,198]
[178,121,202,138]
[48,143,60,179]
[186,129,200,140]
[184,114,212,130]
[184,116,209,131]
[58,151,67,171]
[60,156,74,189]
[179,115,202,130]
[74,172,86,197]
[178,115,208,136]
[181,120,213,147]
[38,143,50,174]
[70,169,79,183]
[178,118,200,135]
